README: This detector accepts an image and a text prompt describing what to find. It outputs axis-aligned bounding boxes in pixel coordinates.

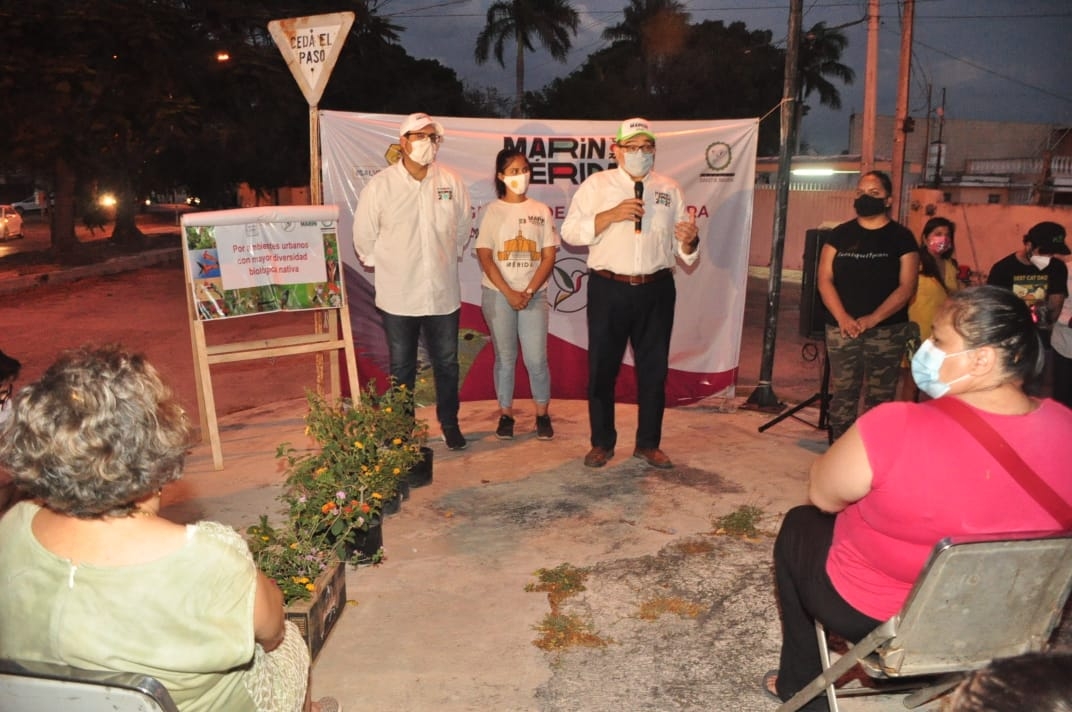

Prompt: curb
[0,248,183,296]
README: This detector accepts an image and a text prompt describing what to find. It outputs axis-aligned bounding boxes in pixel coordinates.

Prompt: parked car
[11,194,44,215]
[0,205,24,240]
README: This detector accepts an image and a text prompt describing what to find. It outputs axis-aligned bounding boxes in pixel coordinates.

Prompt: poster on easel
[181,205,359,470]
[183,205,344,320]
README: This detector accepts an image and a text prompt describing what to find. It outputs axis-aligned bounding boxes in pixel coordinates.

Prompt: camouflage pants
[825,321,919,441]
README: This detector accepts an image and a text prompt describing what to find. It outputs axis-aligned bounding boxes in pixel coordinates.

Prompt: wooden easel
[182,208,359,470]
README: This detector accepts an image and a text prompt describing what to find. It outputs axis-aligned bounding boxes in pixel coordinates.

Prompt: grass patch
[668,537,715,555]
[527,563,610,651]
[713,505,765,538]
[532,613,610,651]
[524,563,589,608]
[636,596,706,620]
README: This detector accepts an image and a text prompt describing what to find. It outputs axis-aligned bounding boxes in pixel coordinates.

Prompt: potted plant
[274,382,427,559]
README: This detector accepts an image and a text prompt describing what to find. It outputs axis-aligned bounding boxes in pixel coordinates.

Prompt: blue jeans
[481,287,551,409]
[379,309,460,428]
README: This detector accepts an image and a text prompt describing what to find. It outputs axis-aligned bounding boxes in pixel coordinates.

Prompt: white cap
[398,112,445,138]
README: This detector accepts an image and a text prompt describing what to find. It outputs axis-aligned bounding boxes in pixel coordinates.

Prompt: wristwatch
[524,288,534,296]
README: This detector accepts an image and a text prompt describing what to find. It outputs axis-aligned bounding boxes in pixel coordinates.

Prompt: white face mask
[502,173,530,197]
[406,138,438,166]
[622,151,654,178]
[1029,254,1052,271]
[911,339,975,399]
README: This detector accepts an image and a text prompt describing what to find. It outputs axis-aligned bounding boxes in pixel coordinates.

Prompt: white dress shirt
[560,166,698,275]
[353,161,472,316]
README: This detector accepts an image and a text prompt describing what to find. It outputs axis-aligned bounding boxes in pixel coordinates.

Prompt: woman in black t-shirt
[816,171,920,441]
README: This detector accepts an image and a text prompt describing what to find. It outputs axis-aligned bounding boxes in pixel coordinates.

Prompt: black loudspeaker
[799,228,831,340]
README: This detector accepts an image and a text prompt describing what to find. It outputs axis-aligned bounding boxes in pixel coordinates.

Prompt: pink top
[826,398,1072,621]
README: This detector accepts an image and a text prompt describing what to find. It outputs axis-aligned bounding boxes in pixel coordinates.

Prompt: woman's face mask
[911,339,975,398]
[501,172,530,197]
[853,194,887,217]
[926,229,951,255]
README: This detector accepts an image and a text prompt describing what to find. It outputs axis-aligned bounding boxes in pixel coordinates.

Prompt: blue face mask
[911,339,974,398]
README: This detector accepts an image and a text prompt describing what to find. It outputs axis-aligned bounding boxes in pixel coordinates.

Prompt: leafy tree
[601,0,690,96]
[527,20,784,155]
[796,21,855,151]
[474,0,580,118]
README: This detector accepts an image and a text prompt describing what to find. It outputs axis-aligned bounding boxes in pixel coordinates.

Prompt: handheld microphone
[634,181,643,234]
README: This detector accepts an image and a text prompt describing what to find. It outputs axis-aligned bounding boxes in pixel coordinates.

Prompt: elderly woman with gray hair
[0,345,340,712]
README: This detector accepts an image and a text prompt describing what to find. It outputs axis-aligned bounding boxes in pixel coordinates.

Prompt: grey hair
[944,651,1072,711]
[0,345,191,518]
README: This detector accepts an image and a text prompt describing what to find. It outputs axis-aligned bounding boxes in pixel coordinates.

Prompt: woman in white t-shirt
[475,149,560,441]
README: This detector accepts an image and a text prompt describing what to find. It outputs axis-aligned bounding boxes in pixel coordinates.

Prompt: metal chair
[0,658,180,712]
[777,530,1072,712]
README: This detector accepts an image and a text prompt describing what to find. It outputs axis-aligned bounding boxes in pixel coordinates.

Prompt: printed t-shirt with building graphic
[476,199,560,293]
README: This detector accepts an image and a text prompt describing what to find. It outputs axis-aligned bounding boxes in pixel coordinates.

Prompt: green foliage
[247,382,425,602]
[246,515,336,605]
[713,505,765,538]
[276,384,427,538]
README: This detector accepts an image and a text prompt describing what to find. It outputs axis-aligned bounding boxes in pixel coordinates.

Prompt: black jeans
[773,505,881,710]
[585,271,675,450]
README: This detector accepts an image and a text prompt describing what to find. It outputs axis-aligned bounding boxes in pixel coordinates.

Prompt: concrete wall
[748,185,1072,282]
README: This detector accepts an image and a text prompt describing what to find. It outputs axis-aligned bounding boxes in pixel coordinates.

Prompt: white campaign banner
[320,112,757,404]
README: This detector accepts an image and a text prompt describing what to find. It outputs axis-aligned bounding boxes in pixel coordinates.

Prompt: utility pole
[743,0,802,412]
[860,0,879,173]
[890,0,914,221]
[921,83,932,182]
[934,88,946,188]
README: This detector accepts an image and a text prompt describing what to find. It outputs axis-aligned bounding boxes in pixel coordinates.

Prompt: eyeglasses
[406,132,442,144]
[619,144,655,155]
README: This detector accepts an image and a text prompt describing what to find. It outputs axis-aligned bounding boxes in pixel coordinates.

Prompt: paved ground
[2,233,1067,712]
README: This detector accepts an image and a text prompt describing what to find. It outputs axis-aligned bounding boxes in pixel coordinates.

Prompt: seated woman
[0,346,339,712]
[767,286,1072,710]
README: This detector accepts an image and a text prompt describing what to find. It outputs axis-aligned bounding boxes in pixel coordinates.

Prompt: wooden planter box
[285,561,346,660]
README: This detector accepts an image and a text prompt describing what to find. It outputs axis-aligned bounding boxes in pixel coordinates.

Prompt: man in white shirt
[561,118,700,469]
[353,113,473,450]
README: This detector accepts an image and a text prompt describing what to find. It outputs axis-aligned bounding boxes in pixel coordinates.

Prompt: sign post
[268,12,356,400]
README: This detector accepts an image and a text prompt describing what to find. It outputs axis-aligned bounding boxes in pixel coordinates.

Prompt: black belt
[592,268,673,286]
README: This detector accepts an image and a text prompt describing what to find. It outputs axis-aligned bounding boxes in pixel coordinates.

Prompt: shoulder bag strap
[930,397,1072,529]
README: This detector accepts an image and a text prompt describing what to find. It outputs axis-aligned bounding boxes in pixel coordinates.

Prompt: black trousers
[585,271,675,450]
[774,505,881,710]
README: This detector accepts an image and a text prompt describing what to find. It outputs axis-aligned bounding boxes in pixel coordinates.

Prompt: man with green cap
[561,118,700,470]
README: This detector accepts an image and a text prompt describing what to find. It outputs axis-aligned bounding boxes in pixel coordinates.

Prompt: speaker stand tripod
[758,344,831,443]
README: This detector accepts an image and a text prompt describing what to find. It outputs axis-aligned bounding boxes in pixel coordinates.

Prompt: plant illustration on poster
[186,218,343,320]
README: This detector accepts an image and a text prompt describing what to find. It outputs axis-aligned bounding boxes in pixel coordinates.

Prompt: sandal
[762,669,781,701]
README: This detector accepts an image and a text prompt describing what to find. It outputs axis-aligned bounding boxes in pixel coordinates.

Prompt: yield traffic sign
[268,12,355,106]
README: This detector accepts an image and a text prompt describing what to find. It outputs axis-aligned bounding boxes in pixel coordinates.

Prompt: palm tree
[474,0,580,118]
[795,21,855,151]
[601,0,690,98]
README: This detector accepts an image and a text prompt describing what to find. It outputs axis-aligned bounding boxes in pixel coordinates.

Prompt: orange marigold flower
[371,492,383,500]
[392,437,402,446]
[393,468,401,475]
[384,407,393,413]
[321,502,335,514]
[353,441,365,449]
[360,502,371,513]
[306,583,316,591]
